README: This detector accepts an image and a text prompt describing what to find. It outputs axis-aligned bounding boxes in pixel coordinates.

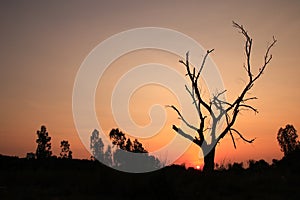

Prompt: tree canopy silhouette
[109,128,161,171]
[169,21,276,173]
[36,125,52,159]
[109,128,147,153]
[91,128,162,171]
[109,128,126,150]
[90,129,113,165]
[277,124,299,156]
[60,140,72,159]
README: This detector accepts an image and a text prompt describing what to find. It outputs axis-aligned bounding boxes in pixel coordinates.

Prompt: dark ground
[0,152,300,200]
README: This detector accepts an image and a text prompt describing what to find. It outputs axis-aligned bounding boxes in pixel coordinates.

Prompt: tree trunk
[203,145,216,173]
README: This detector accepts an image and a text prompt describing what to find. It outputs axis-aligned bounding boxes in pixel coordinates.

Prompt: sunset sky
[1,0,300,168]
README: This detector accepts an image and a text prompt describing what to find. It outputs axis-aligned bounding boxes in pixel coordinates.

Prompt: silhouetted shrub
[277,124,299,156]
[248,159,269,171]
[227,162,244,171]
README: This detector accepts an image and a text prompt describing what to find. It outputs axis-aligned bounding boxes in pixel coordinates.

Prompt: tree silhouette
[103,145,113,166]
[133,139,147,153]
[90,129,115,166]
[125,138,133,152]
[90,129,105,161]
[109,128,162,171]
[277,124,299,156]
[109,128,147,153]
[60,140,72,159]
[36,125,52,159]
[90,128,162,171]
[109,128,126,150]
[169,21,276,173]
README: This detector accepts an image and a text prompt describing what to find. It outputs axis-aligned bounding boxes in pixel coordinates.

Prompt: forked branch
[166,105,197,131]
[169,21,275,153]
[218,21,276,143]
[230,128,255,144]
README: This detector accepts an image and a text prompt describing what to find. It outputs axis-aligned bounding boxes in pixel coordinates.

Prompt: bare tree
[169,21,276,173]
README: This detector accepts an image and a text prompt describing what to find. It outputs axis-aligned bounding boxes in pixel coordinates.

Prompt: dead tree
[168,21,276,173]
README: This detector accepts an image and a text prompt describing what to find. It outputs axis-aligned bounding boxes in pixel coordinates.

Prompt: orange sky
[1,0,300,168]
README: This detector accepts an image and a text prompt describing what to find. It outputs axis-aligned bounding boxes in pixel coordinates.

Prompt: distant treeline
[0,150,300,199]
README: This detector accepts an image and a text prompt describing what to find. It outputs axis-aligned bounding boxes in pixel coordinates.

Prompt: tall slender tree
[90,129,105,161]
[36,125,52,159]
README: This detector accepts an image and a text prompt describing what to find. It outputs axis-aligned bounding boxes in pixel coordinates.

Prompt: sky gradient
[1,0,300,167]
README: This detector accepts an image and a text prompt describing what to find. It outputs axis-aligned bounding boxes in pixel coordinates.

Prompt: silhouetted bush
[277,124,299,156]
[227,162,244,171]
[248,159,269,171]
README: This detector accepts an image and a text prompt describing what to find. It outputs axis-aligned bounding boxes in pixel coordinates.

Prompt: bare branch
[203,127,211,133]
[172,125,204,147]
[214,99,232,108]
[229,130,237,149]
[253,36,277,82]
[240,104,258,113]
[219,22,276,141]
[185,85,199,109]
[224,112,237,149]
[181,52,214,115]
[215,89,227,98]
[231,128,255,143]
[233,21,253,81]
[243,97,258,102]
[211,90,227,111]
[172,125,194,142]
[166,105,198,131]
[195,49,214,82]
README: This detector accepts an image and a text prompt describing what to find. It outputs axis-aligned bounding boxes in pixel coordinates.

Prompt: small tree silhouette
[60,140,72,159]
[26,152,35,160]
[277,124,299,156]
[36,125,52,159]
[103,145,113,166]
